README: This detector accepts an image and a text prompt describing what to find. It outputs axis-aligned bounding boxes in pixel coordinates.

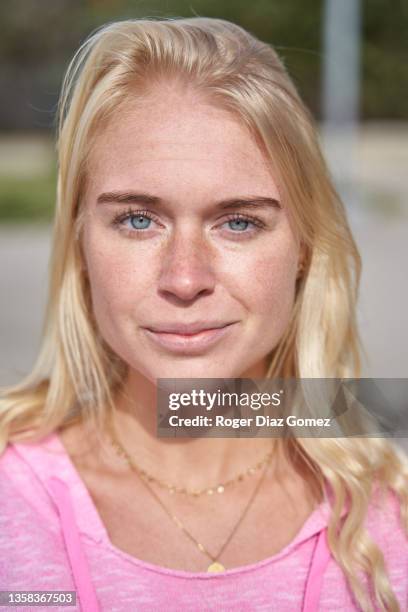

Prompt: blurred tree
[0,0,406,130]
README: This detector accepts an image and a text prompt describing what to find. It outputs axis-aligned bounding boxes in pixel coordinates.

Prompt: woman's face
[81,86,302,382]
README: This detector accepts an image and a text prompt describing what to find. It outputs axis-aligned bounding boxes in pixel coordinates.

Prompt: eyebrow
[96,191,281,210]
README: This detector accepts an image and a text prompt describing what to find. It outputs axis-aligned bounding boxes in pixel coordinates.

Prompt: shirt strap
[48,476,100,612]
[302,527,332,612]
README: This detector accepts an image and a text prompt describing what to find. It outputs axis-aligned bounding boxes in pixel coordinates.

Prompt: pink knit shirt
[0,433,407,611]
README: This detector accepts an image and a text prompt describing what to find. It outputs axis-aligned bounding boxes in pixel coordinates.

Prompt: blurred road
[0,224,50,386]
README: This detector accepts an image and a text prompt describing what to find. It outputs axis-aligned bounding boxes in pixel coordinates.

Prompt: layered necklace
[106,412,274,572]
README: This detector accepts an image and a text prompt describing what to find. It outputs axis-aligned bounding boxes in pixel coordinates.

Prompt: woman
[1,16,407,612]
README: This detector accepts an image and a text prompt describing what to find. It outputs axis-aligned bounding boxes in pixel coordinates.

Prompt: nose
[157,226,216,303]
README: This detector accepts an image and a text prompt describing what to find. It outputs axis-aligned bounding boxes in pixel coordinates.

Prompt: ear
[296,242,308,278]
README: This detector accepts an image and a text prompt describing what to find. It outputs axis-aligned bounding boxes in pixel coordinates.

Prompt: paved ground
[0,224,51,386]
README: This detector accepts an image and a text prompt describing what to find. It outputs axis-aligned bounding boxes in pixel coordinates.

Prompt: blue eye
[223,213,265,234]
[227,218,251,232]
[130,214,152,230]
[111,208,266,238]
[111,208,158,233]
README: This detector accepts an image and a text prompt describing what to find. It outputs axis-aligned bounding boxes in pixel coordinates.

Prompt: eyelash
[110,207,267,237]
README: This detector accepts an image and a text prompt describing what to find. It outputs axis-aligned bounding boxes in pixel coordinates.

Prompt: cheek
[244,248,298,355]
[253,253,297,315]
[83,233,152,331]
[229,232,299,319]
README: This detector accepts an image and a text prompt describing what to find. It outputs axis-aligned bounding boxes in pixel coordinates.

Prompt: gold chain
[109,433,273,498]
[106,412,274,572]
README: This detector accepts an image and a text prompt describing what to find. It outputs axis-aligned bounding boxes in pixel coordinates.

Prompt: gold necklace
[107,413,274,572]
[109,432,273,498]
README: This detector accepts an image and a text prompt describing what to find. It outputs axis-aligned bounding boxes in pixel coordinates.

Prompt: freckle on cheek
[253,256,297,311]
[253,256,289,287]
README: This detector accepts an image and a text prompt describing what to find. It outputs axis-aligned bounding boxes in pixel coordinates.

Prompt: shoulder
[0,441,33,492]
[364,485,408,602]
[0,440,76,590]
[0,436,68,532]
[0,440,52,520]
[365,484,407,543]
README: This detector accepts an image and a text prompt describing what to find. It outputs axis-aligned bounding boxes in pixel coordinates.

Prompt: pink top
[0,432,407,611]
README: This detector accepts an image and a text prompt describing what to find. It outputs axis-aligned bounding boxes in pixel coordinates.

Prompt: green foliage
[0,171,56,223]
[0,0,406,125]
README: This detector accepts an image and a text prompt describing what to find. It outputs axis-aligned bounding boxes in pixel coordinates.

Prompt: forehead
[86,88,279,197]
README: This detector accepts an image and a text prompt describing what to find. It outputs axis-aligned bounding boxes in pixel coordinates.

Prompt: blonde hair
[1,17,407,611]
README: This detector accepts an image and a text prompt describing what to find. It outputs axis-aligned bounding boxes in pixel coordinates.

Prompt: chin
[135,358,241,383]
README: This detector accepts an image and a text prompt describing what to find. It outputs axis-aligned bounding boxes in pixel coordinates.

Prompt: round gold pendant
[207,561,225,572]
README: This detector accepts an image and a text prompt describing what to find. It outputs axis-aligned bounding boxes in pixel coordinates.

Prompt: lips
[145,321,235,335]
[142,322,237,353]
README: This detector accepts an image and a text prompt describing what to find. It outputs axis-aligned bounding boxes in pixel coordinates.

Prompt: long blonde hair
[1,17,407,611]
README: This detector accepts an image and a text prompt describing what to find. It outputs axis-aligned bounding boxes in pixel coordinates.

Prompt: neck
[102,367,284,491]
